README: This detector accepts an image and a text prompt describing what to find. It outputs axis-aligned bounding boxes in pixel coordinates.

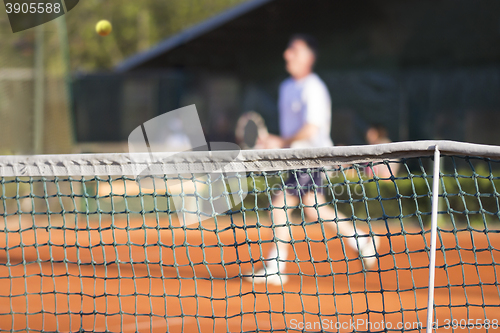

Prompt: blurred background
[2,0,500,155]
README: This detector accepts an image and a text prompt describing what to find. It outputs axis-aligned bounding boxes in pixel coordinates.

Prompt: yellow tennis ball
[96,20,112,36]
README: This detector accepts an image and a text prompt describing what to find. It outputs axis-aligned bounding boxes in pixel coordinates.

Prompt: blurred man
[250,35,378,286]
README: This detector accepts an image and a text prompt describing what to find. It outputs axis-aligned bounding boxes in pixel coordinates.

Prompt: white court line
[96,316,190,332]
[99,317,285,332]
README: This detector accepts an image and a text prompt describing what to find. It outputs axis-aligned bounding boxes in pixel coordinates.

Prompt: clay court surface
[0,214,499,332]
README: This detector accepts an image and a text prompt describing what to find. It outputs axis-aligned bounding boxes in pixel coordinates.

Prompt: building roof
[116,0,273,72]
[116,0,500,76]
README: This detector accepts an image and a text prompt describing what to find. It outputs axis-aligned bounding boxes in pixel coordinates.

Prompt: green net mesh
[0,151,499,332]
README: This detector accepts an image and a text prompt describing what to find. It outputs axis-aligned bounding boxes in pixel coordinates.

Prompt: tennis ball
[96,20,112,36]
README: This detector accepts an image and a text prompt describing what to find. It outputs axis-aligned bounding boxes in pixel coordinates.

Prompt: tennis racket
[235,112,269,149]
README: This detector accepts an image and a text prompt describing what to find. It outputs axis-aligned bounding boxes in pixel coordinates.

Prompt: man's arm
[264,123,318,148]
[282,123,318,147]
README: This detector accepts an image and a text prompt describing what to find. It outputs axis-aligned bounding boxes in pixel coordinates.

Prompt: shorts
[283,168,324,197]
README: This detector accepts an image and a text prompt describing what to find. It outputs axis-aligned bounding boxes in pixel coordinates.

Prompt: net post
[425,145,441,333]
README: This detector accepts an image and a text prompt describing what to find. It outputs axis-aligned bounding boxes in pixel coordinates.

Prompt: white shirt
[278,73,333,148]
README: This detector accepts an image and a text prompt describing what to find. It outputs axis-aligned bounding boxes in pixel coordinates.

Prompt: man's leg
[266,192,298,273]
[301,192,378,269]
[249,191,298,285]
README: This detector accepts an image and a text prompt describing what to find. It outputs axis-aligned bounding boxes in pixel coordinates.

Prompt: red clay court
[1,214,499,332]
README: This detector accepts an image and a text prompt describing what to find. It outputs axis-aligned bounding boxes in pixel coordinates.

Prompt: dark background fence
[73,66,500,147]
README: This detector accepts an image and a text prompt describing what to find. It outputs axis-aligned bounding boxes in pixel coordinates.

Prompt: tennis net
[1,141,499,332]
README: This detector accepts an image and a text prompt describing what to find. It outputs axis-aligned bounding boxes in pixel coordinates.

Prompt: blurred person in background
[365,123,399,179]
[365,124,391,145]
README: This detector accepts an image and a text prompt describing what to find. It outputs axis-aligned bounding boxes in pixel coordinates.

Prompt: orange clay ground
[0,214,499,332]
